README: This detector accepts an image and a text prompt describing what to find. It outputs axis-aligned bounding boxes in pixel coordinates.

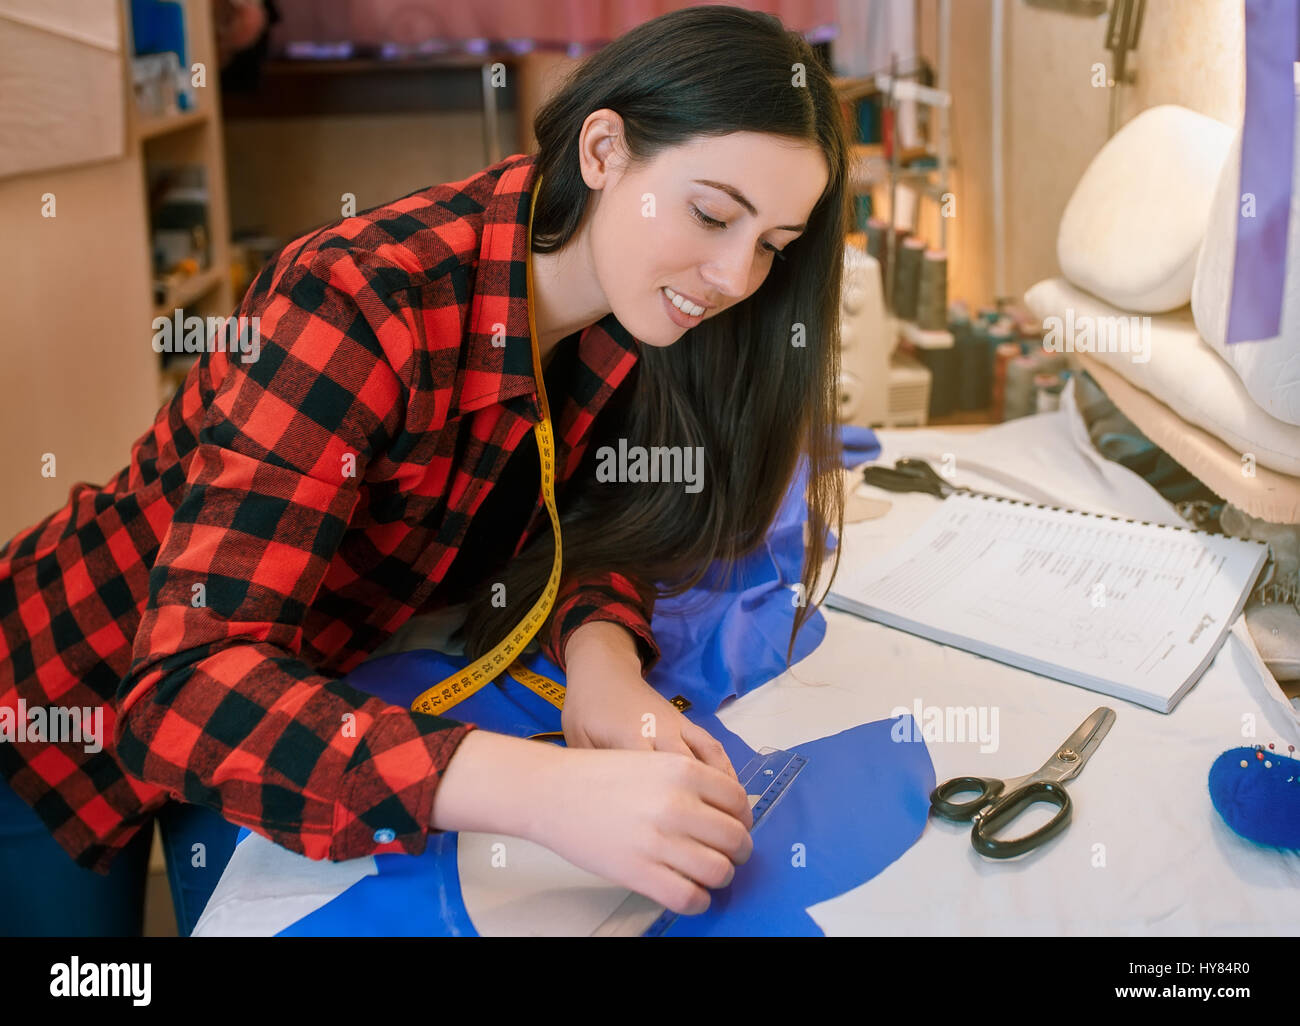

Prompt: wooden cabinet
[0,0,232,540]
[125,0,234,403]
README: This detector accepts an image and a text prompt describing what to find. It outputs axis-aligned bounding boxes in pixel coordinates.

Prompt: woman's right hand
[528,746,755,916]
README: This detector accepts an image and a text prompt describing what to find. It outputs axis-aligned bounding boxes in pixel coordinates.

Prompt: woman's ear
[577,110,628,189]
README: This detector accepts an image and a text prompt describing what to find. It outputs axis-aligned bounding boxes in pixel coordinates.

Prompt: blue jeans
[0,774,239,936]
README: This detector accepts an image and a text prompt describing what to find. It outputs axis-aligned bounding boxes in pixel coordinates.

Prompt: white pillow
[1191,76,1300,427]
[1057,105,1233,313]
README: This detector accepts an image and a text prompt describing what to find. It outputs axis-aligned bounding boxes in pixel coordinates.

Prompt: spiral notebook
[825,491,1269,713]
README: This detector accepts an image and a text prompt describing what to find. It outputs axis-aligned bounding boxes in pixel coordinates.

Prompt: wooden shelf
[832,74,883,102]
[265,54,515,74]
[849,143,886,192]
[222,56,516,119]
[153,266,225,318]
[850,144,948,195]
[121,0,233,403]
[119,0,233,403]
[134,106,210,142]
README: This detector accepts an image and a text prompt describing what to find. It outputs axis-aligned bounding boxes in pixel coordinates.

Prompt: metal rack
[833,0,953,318]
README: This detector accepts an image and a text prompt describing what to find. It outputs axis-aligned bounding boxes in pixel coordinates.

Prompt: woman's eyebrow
[692,179,807,232]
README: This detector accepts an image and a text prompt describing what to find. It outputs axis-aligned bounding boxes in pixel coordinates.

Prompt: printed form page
[827,493,1268,710]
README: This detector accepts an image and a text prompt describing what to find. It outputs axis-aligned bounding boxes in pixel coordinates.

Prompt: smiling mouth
[661,286,709,317]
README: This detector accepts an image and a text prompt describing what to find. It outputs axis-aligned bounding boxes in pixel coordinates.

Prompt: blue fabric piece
[1208,746,1300,850]
[332,434,871,719]
[228,421,911,935]
[647,454,822,710]
[641,424,878,710]
[279,833,476,938]
[840,424,882,467]
[661,711,934,936]
[273,687,932,936]
[355,427,881,719]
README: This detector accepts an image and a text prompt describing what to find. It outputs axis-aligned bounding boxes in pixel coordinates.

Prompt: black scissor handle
[971,780,1072,859]
[861,459,951,498]
[930,776,1005,821]
[895,458,949,489]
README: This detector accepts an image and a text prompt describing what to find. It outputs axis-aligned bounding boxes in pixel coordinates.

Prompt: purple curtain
[1227,0,1299,343]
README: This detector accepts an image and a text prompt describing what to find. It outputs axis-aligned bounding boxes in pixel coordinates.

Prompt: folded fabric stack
[1023,102,1300,684]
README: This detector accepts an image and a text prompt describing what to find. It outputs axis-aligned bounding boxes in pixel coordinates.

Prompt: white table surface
[196,381,1300,936]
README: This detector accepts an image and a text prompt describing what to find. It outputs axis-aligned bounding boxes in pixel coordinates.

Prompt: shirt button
[373,828,397,844]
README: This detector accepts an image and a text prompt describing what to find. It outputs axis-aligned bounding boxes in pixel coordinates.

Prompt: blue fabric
[346,426,878,718]
[5,425,882,936]
[661,714,933,936]
[644,427,879,709]
[647,455,824,709]
[840,424,882,467]
[279,831,476,938]
[275,694,933,936]
[239,423,895,934]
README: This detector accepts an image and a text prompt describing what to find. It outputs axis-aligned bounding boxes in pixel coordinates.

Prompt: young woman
[0,4,847,933]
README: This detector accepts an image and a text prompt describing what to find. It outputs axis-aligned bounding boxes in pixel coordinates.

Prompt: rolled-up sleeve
[114,252,475,862]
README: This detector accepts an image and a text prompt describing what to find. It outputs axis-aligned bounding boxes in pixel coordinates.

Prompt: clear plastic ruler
[590,747,808,937]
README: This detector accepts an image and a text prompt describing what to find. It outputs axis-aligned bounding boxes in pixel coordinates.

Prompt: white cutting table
[195,381,1300,936]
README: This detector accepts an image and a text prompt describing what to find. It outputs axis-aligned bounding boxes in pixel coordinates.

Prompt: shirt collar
[460,153,643,420]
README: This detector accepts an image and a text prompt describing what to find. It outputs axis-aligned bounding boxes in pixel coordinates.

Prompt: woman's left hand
[561,622,739,782]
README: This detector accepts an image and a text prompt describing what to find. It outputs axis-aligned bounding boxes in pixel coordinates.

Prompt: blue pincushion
[1208,744,1300,850]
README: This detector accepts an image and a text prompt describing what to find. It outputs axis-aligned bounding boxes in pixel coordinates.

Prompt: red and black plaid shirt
[0,152,660,874]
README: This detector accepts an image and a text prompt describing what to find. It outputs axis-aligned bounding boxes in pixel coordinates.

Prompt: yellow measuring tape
[408,174,690,741]
[409,173,567,720]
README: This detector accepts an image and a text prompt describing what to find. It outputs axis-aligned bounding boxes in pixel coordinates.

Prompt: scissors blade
[1038,707,1116,783]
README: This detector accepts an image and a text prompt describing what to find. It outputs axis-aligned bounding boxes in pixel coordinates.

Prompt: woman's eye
[690,205,726,229]
[691,205,787,260]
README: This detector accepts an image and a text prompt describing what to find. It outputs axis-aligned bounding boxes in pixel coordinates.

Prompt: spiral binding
[959,490,1268,538]
[958,492,1288,607]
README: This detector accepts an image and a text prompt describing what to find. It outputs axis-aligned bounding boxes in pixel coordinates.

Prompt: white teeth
[663,287,704,317]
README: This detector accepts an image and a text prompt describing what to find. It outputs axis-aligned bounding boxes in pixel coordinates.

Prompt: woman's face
[580,124,831,348]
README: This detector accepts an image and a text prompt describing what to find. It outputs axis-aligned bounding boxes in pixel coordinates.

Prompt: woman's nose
[700,240,756,300]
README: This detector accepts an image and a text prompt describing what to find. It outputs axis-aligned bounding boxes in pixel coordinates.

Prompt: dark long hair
[461,4,849,669]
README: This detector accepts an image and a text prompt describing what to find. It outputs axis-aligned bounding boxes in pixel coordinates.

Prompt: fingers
[656,834,738,895]
[636,860,712,916]
[674,751,754,831]
[636,832,741,915]
[666,797,754,866]
[652,734,696,760]
[680,722,738,781]
[562,723,592,749]
[655,729,749,827]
